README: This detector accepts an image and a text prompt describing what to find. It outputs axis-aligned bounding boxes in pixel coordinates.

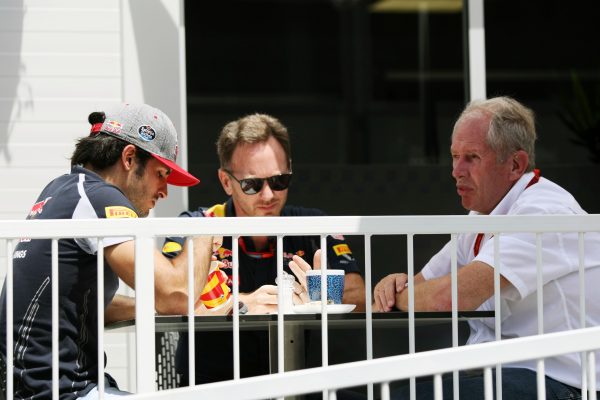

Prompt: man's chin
[254,208,280,217]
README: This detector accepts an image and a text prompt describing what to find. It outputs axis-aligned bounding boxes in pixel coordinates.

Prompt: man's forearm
[396,273,435,311]
[175,236,215,301]
[343,273,366,312]
[192,236,215,298]
[105,294,136,324]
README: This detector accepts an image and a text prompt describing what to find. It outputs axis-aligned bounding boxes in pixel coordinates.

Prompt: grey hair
[453,96,537,171]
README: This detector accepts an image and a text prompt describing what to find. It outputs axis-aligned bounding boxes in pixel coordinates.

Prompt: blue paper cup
[306,269,345,304]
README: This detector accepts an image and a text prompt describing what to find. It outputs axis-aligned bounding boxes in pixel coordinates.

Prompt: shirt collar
[470,171,537,216]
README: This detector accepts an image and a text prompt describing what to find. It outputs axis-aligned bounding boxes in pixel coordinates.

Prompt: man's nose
[452,158,465,179]
[158,182,168,199]
[258,181,274,200]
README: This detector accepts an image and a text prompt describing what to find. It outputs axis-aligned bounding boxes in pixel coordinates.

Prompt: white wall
[0,0,188,392]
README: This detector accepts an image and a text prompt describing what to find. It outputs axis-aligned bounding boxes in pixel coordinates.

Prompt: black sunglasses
[224,170,292,195]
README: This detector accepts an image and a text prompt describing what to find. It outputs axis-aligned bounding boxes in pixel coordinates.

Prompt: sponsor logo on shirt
[333,244,352,256]
[283,250,305,261]
[216,247,233,259]
[13,250,27,259]
[162,241,182,254]
[29,197,52,218]
[105,206,138,219]
[203,203,226,218]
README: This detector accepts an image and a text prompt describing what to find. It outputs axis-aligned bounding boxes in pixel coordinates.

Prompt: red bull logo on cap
[105,120,122,135]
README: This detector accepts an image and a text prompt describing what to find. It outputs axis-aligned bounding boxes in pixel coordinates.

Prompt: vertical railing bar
[380,382,390,400]
[186,237,195,387]
[276,236,284,400]
[467,0,487,100]
[52,238,59,399]
[407,234,416,400]
[535,234,546,399]
[450,233,459,400]
[320,235,329,400]
[536,233,544,335]
[134,235,156,393]
[276,235,284,372]
[434,374,443,400]
[364,234,374,400]
[536,359,546,399]
[232,235,240,380]
[493,234,502,400]
[588,351,597,400]
[97,239,105,399]
[6,239,14,400]
[484,366,493,400]
[578,232,588,400]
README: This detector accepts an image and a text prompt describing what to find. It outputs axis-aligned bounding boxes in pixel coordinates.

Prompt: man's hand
[240,285,279,314]
[194,301,232,316]
[212,236,223,252]
[373,273,408,312]
[288,249,322,303]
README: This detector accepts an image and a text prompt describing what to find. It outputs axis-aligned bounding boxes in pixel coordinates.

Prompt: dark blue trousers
[391,368,588,400]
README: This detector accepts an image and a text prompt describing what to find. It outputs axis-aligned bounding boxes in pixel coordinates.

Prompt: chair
[155,331,180,390]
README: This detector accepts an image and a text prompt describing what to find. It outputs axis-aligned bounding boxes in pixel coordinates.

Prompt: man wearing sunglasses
[162,113,366,385]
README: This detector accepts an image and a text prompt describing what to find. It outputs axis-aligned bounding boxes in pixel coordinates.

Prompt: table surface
[107,311,494,332]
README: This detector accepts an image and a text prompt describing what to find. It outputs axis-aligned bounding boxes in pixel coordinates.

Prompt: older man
[375,97,600,399]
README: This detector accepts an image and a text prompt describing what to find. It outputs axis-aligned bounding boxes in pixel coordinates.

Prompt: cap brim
[151,154,200,187]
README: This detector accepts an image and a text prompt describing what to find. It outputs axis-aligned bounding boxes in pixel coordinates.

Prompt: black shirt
[0,166,136,399]
[162,199,360,383]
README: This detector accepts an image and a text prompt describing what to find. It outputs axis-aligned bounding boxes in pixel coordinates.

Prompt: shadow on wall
[0,1,25,164]
[129,0,185,215]
[129,0,181,126]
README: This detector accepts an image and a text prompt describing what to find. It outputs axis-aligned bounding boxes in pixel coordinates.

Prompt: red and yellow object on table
[200,261,231,310]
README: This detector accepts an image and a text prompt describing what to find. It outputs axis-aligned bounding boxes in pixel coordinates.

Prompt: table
[108,311,494,374]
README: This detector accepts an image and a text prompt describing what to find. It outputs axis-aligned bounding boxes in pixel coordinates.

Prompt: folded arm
[374,261,512,312]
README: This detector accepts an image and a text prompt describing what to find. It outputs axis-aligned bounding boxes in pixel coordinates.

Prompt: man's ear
[121,144,137,171]
[218,168,233,196]
[510,150,529,180]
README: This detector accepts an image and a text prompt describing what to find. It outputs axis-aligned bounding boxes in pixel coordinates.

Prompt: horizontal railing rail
[2,214,600,238]
[2,214,600,399]
[127,325,600,400]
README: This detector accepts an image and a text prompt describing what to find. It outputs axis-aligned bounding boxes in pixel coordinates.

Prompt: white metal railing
[128,325,600,400]
[2,214,600,399]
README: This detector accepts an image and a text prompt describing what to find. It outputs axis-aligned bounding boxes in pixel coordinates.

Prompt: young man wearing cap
[162,113,366,385]
[0,103,215,398]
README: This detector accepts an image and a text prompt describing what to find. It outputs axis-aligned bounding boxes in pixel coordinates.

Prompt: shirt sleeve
[162,210,202,258]
[421,241,452,280]
[326,235,360,274]
[474,194,581,301]
[77,184,138,253]
[475,231,577,301]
